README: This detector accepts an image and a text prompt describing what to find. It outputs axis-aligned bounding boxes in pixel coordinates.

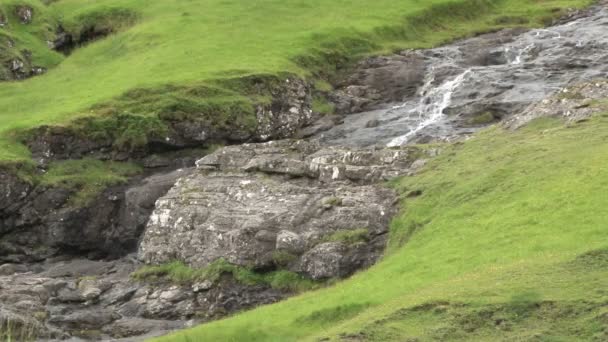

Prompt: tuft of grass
[39,158,142,206]
[154,112,608,341]
[132,259,320,293]
[321,228,370,246]
[311,96,335,115]
[467,111,498,125]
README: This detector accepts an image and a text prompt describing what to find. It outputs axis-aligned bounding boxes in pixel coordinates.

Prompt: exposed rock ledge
[139,140,430,279]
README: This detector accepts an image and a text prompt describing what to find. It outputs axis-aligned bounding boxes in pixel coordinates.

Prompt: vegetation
[154,113,608,341]
[322,228,370,246]
[39,158,141,205]
[0,0,593,163]
[132,259,318,293]
[0,317,39,342]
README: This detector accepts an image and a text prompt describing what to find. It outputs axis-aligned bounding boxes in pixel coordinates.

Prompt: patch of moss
[39,158,142,206]
[323,196,343,207]
[312,96,335,115]
[272,250,298,267]
[322,228,369,246]
[132,259,320,293]
[468,111,497,125]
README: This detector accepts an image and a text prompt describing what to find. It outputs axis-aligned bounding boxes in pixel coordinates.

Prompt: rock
[15,6,33,24]
[254,77,314,140]
[48,309,118,330]
[192,280,214,293]
[505,80,608,129]
[276,230,306,254]
[102,317,186,339]
[139,140,422,273]
[330,52,426,114]
[0,263,28,276]
[0,166,192,263]
[299,242,347,280]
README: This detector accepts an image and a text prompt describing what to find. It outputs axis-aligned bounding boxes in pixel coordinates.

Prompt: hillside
[1,0,606,341]
[0,0,591,162]
[159,112,608,341]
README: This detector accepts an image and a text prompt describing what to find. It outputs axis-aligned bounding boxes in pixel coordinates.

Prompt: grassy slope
[0,0,591,162]
[156,114,608,341]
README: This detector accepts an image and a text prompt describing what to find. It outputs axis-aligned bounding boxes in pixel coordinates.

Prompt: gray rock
[299,242,347,280]
[15,6,33,24]
[139,140,421,273]
[505,80,608,129]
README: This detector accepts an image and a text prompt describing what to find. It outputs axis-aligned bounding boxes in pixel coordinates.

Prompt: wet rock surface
[317,5,608,147]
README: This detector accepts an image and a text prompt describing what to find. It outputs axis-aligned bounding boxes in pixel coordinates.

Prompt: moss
[493,15,530,25]
[468,111,498,125]
[323,196,343,207]
[557,90,586,100]
[322,228,369,246]
[61,6,139,43]
[272,250,298,267]
[68,112,169,152]
[39,158,142,206]
[132,259,320,292]
[312,96,335,115]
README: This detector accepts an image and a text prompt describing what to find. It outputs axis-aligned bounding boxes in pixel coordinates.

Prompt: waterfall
[387,68,471,147]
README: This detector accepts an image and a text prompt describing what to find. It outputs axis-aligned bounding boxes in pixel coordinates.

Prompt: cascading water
[318,5,607,148]
[387,69,471,147]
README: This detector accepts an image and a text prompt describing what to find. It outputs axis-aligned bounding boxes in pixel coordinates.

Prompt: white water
[387,69,471,147]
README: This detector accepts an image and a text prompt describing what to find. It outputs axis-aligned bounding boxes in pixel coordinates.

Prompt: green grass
[0,0,593,163]
[154,114,608,341]
[132,259,318,293]
[39,158,141,205]
[321,228,370,246]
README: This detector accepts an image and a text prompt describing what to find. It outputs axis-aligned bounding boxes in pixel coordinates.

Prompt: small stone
[192,280,214,293]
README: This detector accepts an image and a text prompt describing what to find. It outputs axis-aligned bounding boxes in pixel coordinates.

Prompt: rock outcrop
[139,140,426,279]
[506,80,608,129]
[0,257,285,340]
[0,168,194,264]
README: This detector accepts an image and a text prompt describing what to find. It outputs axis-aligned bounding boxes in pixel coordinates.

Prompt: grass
[132,259,319,293]
[0,0,594,163]
[321,228,370,246]
[153,113,608,341]
[39,158,141,205]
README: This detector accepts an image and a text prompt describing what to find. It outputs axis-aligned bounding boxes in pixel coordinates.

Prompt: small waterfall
[506,43,535,65]
[387,68,471,147]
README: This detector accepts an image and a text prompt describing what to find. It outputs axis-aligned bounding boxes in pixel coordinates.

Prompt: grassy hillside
[0,0,592,163]
[155,111,608,341]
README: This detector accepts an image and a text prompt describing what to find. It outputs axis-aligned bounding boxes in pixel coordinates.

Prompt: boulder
[15,6,33,24]
[139,140,425,276]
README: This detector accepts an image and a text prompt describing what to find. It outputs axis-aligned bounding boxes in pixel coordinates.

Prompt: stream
[319,6,608,146]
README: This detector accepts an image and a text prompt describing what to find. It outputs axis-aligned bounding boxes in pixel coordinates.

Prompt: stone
[299,242,347,280]
[139,140,417,271]
[192,280,214,293]
[15,6,33,24]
